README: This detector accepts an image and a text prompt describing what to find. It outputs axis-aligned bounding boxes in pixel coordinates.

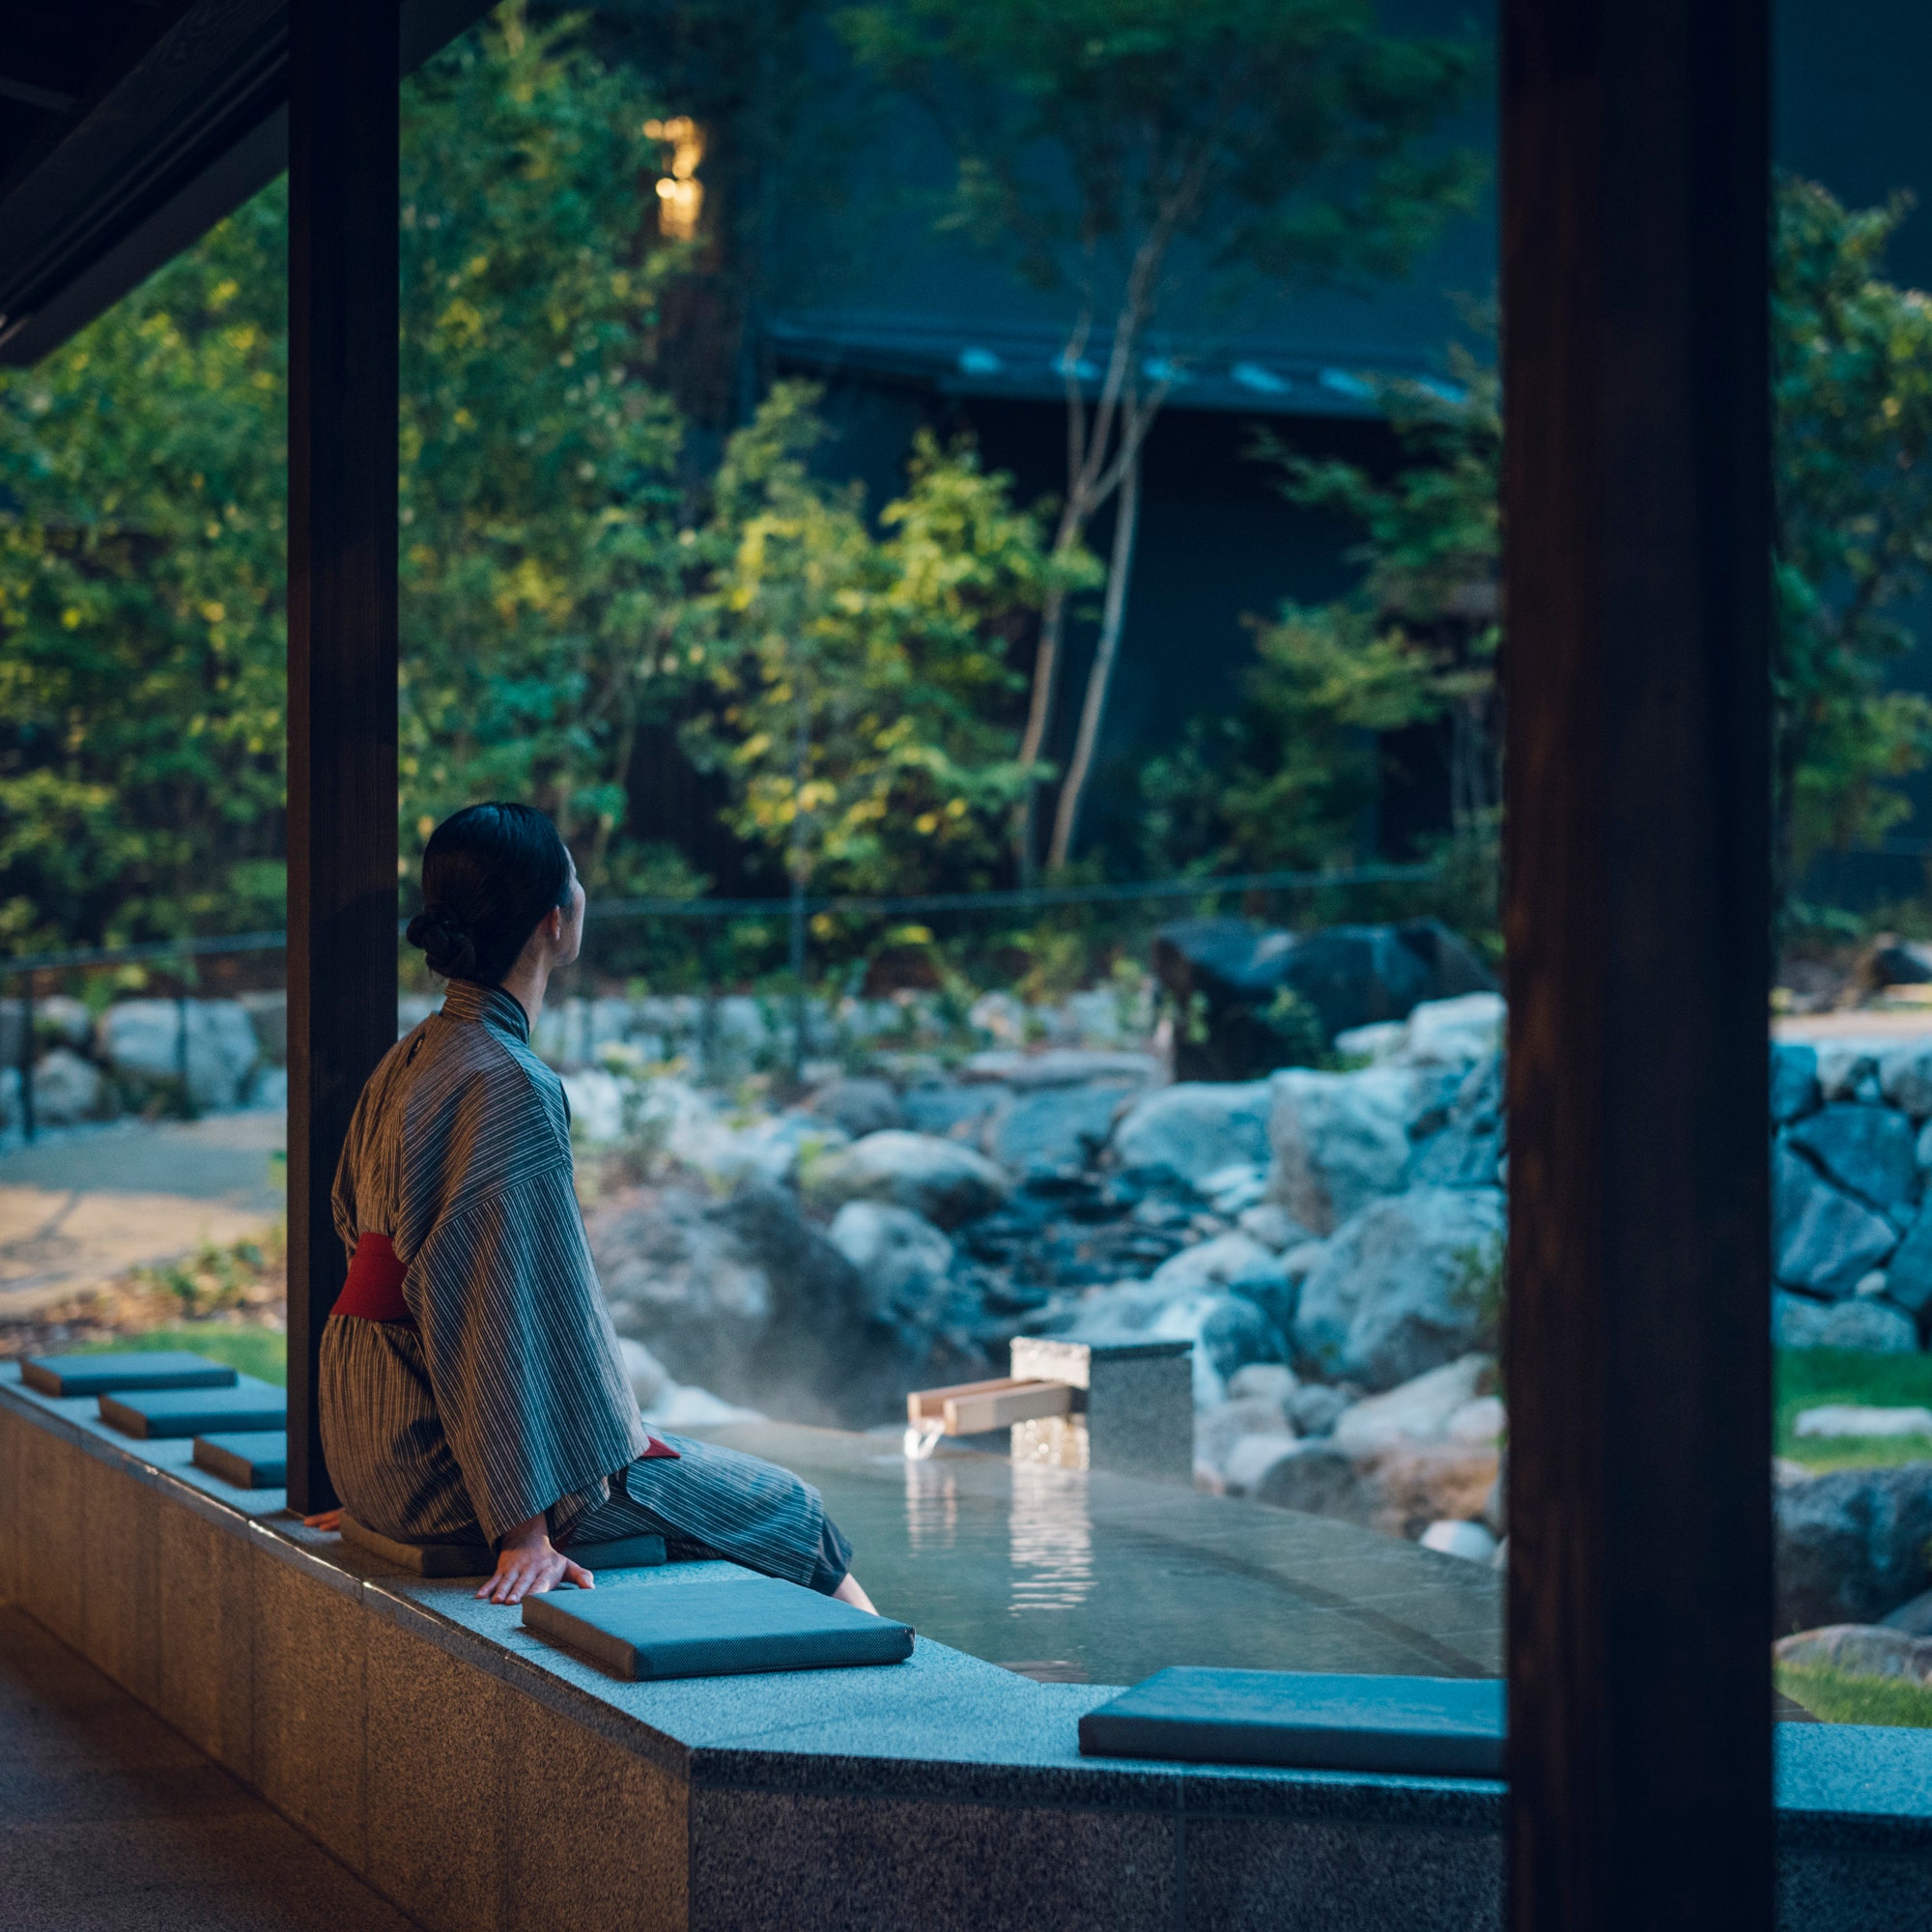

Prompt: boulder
[1406,1052,1505,1190]
[1880,1204,1932,1315]
[240,991,288,1065]
[1394,993,1506,1069]
[1202,1162,1270,1214]
[1227,1362,1299,1406]
[1773,1143,1897,1297]
[1236,1203,1311,1252]
[1446,1396,1507,1446]
[1066,1282,1287,1406]
[561,1069,628,1144]
[1786,1103,1918,1211]
[802,1129,1009,1229]
[901,1080,1003,1141]
[1420,1520,1499,1563]
[1249,1437,1498,1540]
[1265,1066,1411,1235]
[1149,918,1310,1081]
[1882,1588,1932,1635]
[1195,1392,1294,1479]
[1293,1186,1507,1391]
[1287,1383,1351,1437]
[98,998,259,1111]
[24,1047,105,1125]
[806,1077,903,1139]
[1815,1040,1884,1105]
[984,1083,1131,1177]
[1220,1431,1302,1496]
[1273,919,1494,1041]
[1880,1040,1932,1119]
[962,1047,1158,1089]
[1773,1291,1918,1352]
[589,1179,931,1425]
[1770,1041,1820,1123]
[828,1201,954,1321]
[1151,1231,1297,1335]
[1330,1354,1493,1455]
[1777,1463,1932,1631]
[1775,1623,1932,1683]
[1110,1081,1272,1189]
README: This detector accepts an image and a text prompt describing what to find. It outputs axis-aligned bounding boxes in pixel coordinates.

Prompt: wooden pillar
[1501,2,1773,1928]
[286,0,399,1515]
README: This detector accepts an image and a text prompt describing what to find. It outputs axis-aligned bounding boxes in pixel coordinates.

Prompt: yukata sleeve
[405,1114,647,1546]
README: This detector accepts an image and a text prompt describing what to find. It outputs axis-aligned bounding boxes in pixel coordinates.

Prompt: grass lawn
[1776,1662,1932,1728]
[1775,1348,1932,1471]
[61,1325,287,1387]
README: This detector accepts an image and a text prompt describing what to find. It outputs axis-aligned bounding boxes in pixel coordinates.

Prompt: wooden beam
[285,0,399,1517]
[1500,2,1773,1927]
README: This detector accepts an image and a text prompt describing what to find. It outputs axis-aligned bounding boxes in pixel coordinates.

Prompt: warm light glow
[643,116,705,241]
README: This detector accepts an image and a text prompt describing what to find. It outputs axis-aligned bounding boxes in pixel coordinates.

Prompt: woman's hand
[475,1516,593,1604]
[302,1510,342,1533]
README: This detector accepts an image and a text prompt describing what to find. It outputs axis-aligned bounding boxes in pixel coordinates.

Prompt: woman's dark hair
[405,804,573,985]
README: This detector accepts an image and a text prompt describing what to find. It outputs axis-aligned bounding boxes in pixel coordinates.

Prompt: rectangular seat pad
[192,1431,288,1489]
[1079,1666,1506,1776]
[524,1573,915,1679]
[24,1351,237,1398]
[98,1378,285,1439]
[338,1513,668,1578]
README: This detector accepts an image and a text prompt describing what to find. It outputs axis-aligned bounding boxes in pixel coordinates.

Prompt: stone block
[252,1540,368,1870]
[1011,1335,1195,1483]
[156,1494,256,1774]
[505,1697,688,1932]
[1778,1848,1932,1932]
[689,1786,1177,1932]
[15,1421,86,1642]
[79,1443,160,1704]
[1181,1816,1502,1932]
[365,1609,510,1932]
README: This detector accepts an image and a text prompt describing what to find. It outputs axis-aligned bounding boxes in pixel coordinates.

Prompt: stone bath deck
[2,1363,1929,1930]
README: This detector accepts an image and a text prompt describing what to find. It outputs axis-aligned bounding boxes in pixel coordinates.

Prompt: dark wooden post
[1501,2,1773,1928]
[286,0,399,1515]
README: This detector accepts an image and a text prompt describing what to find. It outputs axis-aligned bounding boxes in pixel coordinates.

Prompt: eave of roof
[0,0,495,369]
[767,312,1463,420]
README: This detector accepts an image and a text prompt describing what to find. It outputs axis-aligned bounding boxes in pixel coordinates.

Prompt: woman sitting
[306,801,872,1612]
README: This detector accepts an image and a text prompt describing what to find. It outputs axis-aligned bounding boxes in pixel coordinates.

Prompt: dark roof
[0,0,493,368]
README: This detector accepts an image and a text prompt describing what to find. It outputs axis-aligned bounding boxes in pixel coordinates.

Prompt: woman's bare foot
[833,1572,877,1615]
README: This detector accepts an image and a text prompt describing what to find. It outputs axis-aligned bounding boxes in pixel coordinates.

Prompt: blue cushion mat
[23,1351,237,1398]
[191,1430,287,1489]
[98,1378,285,1439]
[523,1572,914,1679]
[1078,1666,1505,1776]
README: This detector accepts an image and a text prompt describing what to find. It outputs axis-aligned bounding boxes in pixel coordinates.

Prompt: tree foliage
[1148,178,1932,927]
[841,0,1482,870]
[683,384,1069,896]
[1773,176,1932,896]
[0,188,290,952]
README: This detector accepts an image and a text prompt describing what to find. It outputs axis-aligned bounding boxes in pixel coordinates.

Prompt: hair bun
[406,907,479,980]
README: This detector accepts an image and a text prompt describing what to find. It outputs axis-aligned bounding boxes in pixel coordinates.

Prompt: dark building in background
[536,1,1932,886]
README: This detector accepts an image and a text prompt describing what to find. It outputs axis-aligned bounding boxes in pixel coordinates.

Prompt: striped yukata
[320,979,849,1592]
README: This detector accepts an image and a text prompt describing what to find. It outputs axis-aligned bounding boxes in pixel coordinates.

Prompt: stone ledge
[2,1363,1929,1929]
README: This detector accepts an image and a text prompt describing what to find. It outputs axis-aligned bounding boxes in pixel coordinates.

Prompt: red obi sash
[335,1233,412,1323]
[335,1231,680,1460]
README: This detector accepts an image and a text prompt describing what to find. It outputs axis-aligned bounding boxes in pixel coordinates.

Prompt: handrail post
[285,0,400,1516]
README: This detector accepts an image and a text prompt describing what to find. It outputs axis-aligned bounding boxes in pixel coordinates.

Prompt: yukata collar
[440,978,531,1044]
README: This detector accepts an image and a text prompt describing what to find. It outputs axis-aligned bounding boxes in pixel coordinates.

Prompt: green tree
[397,5,700,898]
[0,187,289,952]
[840,0,1481,872]
[1152,177,1932,929]
[1773,175,1932,903]
[684,383,1068,899]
